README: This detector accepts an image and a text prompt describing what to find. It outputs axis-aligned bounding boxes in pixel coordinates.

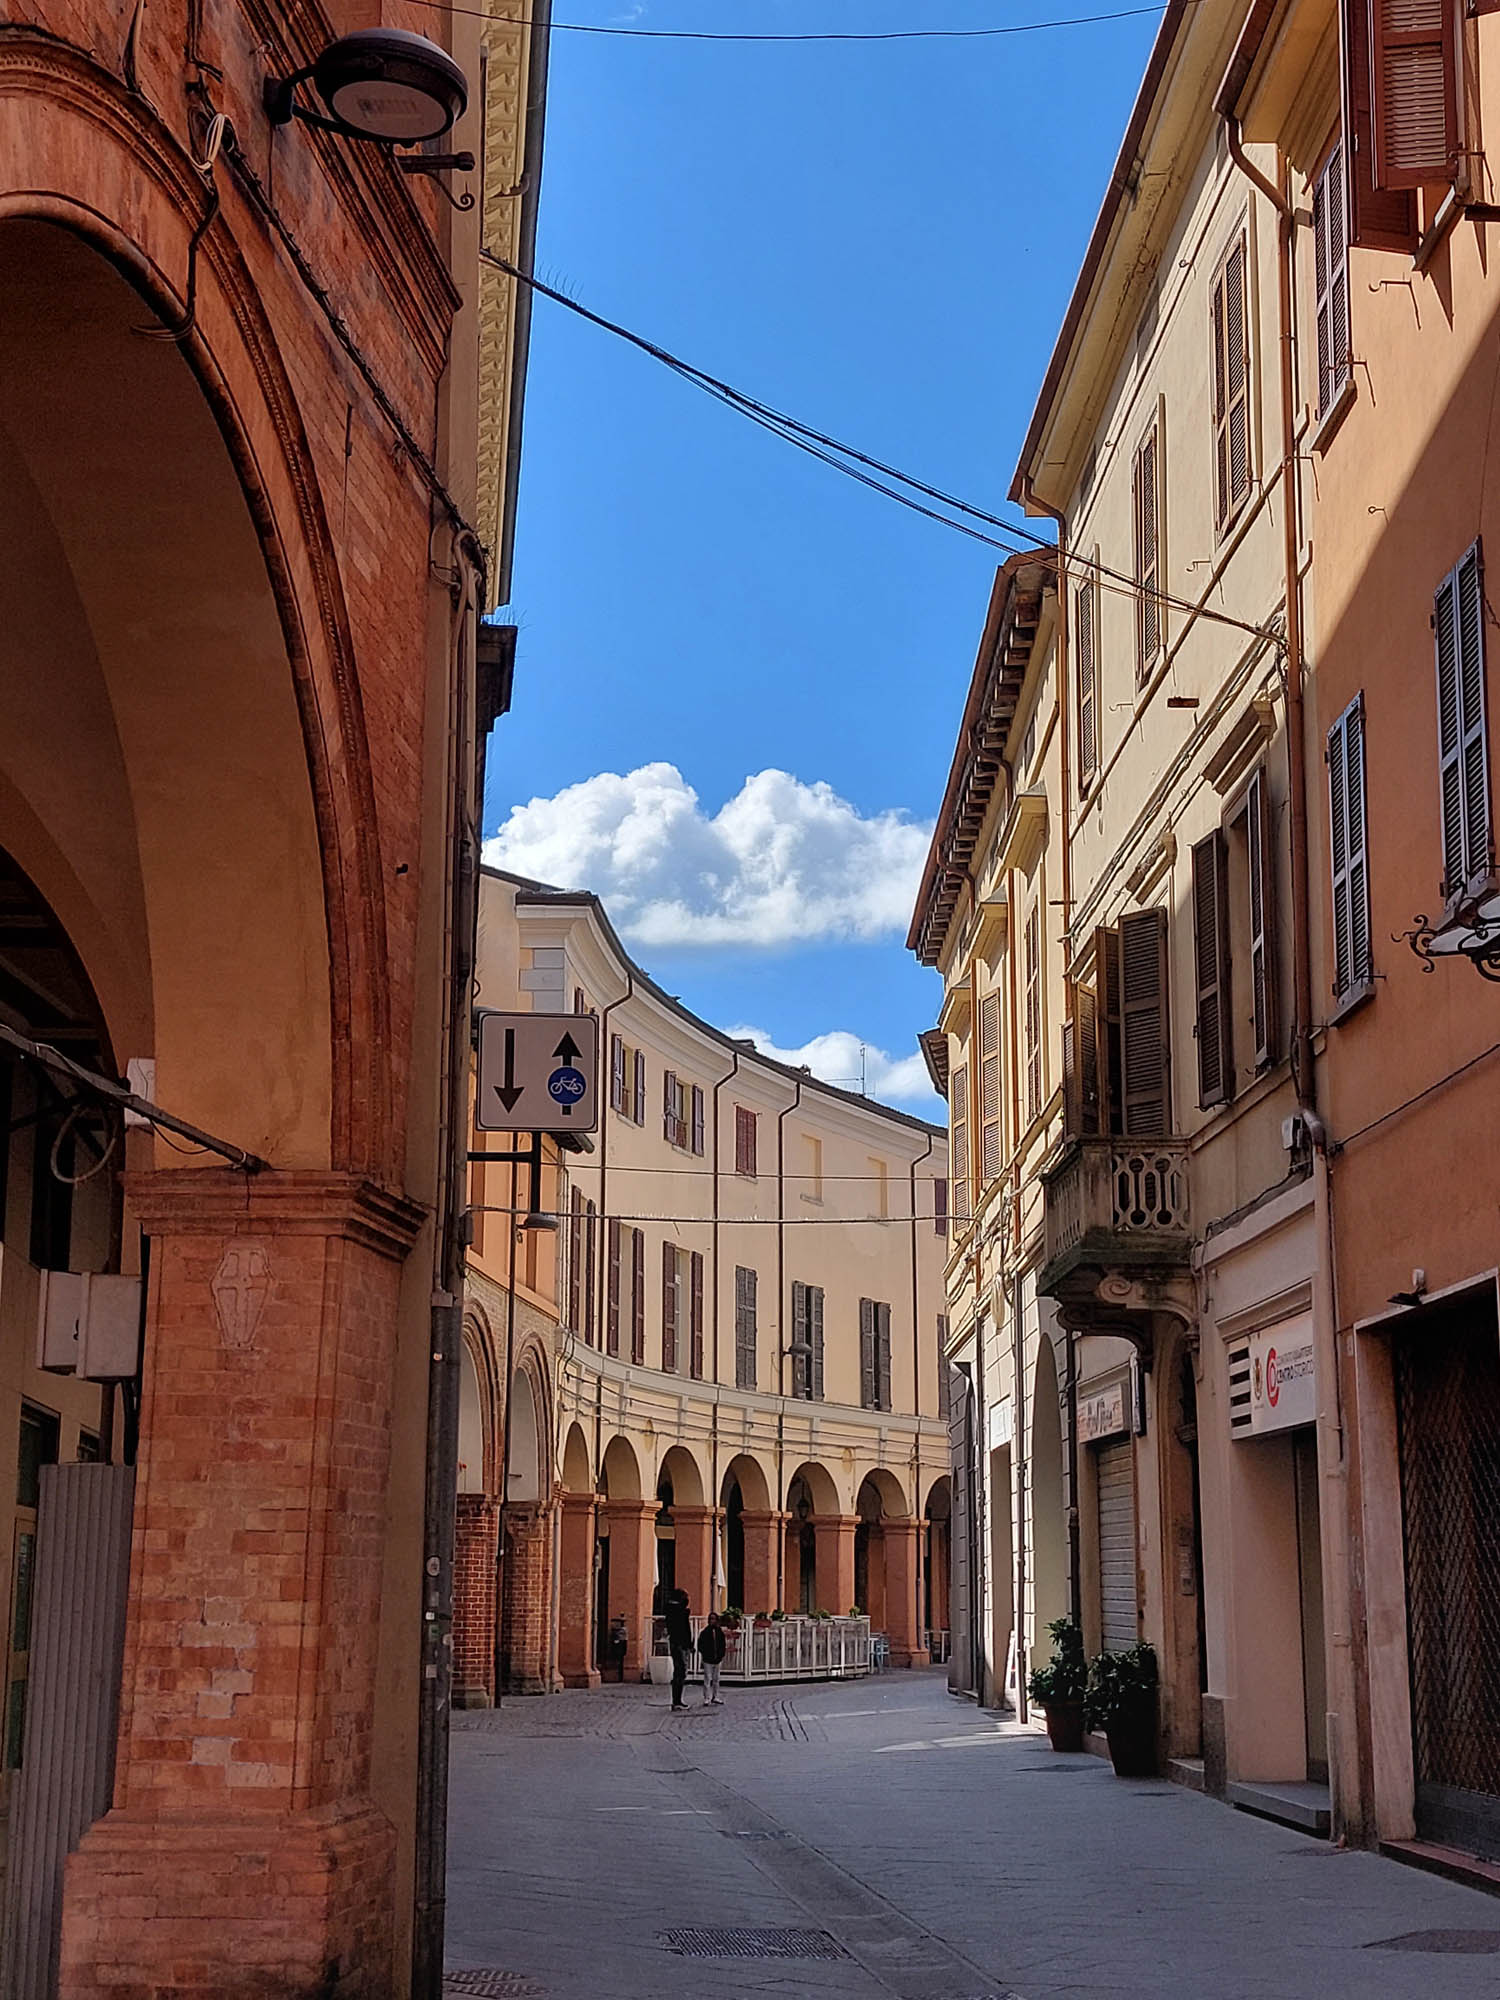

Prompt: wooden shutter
[606,1216,621,1356]
[1191,831,1233,1108]
[1063,1014,1081,1137]
[1096,923,1123,1133]
[583,1201,597,1346]
[610,1034,625,1112]
[1328,692,1372,995]
[567,1189,583,1332]
[876,1303,892,1412]
[934,1177,949,1239]
[631,1229,645,1364]
[1313,146,1351,415]
[980,992,1002,1180]
[691,1084,705,1157]
[1133,422,1161,676]
[1341,0,1419,248]
[663,1068,675,1143]
[791,1281,810,1399]
[734,1265,756,1389]
[1025,903,1043,1124]
[662,1240,678,1372]
[735,1105,757,1176]
[811,1286,824,1400]
[1118,907,1171,1134]
[950,1064,970,1221]
[1211,241,1251,530]
[1247,766,1278,1065]
[1370,0,1457,188]
[859,1299,876,1409]
[1436,542,1491,901]
[633,1049,646,1125]
[689,1250,704,1379]
[1077,576,1099,787]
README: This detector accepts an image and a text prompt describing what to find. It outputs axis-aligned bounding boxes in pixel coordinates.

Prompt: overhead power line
[479,249,1285,651]
[409,0,1169,40]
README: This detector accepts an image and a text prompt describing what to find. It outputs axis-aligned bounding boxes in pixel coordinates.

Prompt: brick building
[0,0,544,1992]
[455,871,952,1701]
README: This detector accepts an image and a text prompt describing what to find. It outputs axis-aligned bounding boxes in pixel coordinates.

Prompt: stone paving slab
[448,1671,1500,1999]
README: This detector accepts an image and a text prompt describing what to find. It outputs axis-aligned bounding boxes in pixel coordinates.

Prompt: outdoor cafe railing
[650,1613,872,1682]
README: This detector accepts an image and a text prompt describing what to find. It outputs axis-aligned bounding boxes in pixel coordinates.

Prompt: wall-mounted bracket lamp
[264,28,467,145]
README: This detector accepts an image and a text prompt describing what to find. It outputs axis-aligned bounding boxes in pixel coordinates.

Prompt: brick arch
[561,1421,593,1494]
[856,1468,910,1520]
[461,1309,501,1494]
[719,1451,772,1513]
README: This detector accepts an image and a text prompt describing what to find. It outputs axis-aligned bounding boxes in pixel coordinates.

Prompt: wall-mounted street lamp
[264,28,467,144]
[1401,887,1500,980]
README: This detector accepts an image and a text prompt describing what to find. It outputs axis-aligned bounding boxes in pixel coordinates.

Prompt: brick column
[601,1498,656,1679]
[60,1169,423,2000]
[557,1492,599,1688]
[500,1502,554,1694]
[883,1519,927,1667]
[454,1494,500,1706]
[670,1505,717,1618]
[739,1509,784,1616]
[814,1514,858,1617]
[784,1520,802,1612]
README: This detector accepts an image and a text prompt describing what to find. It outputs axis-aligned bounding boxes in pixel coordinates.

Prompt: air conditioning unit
[1280,1113,1307,1154]
[36,1270,142,1380]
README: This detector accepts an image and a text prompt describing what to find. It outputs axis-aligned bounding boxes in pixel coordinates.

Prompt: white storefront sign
[987,1397,1014,1452]
[1244,1317,1317,1436]
[1077,1375,1129,1445]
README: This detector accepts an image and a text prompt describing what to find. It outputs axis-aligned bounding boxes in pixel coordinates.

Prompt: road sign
[475,1011,600,1133]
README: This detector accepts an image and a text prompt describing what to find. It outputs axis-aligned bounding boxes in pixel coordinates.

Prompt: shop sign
[987,1397,1014,1452]
[1244,1317,1317,1436]
[1077,1375,1129,1444]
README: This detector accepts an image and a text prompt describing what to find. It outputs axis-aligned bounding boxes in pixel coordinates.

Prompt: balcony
[1038,1137,1193,1333]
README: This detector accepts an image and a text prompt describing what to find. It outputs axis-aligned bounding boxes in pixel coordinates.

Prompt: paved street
[445,1669,1500,1999]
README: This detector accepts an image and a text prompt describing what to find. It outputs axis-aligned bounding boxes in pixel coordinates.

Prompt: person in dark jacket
[663,1586,693,1708]
[697,1610,726,1705]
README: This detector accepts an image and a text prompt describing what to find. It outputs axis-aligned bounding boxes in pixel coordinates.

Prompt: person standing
[697,1610,726,1705]
[663,1585,693,1709]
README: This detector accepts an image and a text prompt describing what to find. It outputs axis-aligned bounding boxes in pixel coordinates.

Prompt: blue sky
[484,0,1161,1113]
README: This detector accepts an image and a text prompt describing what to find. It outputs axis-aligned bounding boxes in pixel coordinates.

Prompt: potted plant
[720,1607,743,1628]
[1085,1641,1159,1777]
[1026,1616,1087,1752]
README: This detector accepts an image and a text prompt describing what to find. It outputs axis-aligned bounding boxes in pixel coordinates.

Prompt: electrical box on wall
[36,1270,142,1380]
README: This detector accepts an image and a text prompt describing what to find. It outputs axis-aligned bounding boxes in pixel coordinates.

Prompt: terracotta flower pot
[1041,1700,1086,1753]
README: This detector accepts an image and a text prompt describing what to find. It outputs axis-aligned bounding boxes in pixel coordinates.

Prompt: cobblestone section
[449,1672,1500,2000]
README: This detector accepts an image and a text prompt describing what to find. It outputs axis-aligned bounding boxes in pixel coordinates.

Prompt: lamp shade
[312,29,467,142]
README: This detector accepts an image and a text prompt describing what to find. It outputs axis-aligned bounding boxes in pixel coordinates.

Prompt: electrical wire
[474,1205,934,1224]
[408,0,1170,39]
[479,250,1284,650]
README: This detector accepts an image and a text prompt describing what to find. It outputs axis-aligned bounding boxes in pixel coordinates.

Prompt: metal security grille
[1096,1438,1138,1655]
[443,1974,547,1997]
[1397,1298,1500,1854]
[659,1927,852,1960]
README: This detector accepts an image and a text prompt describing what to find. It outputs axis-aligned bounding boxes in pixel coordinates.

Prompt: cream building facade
[458,869,951,1698]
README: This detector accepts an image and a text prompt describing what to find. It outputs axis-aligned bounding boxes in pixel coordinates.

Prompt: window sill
[1328,976,1377,1027]
[1310,374,1357,456]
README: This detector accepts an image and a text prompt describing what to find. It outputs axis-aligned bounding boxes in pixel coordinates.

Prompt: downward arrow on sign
[494,1027,524,1112]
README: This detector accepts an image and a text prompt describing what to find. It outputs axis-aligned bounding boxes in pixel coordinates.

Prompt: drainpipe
[1221,105,1355,1838]
[774,1077,803,1608]
[710,1049,741,1599]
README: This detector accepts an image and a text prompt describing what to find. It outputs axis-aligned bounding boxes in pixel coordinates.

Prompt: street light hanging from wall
[264,28,467,142]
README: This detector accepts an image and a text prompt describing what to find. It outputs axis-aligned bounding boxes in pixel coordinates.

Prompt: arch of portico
[854,1470,925,1666]
[785,1459,852,1618]
[556,1423,599,1687]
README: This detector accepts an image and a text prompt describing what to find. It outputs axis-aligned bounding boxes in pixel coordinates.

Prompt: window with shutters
[790,1281,825,1400]
[612,1042,645,1123]
[934,1177,949,1239]
[1313,144,1351,417]
[1119,907,1172,1134]
[662,1240,680,1373]
[734,1265,757,1390]
[583,1200,598,1346]
[1025,903,1043,1127]
[1341,0,1419,250]
[1246,765,1278,1066]
[734,1105,758,1177]
[567,1188,583,1334]
[980,992,1002,1181]
[1327,693,1373,999]
[1367,0,1458,190]
[632,1048,646,1125]
[663,1071,690,1148]
[689,1250,704,1379]
[860,1299,892,1411]
[1435,541,1492,906]
[1192,832,1233,1109]
[1077,573,1099,789]
[690,1084,705,1156]
[1133,420,1163,679]
[606,1216,622,1355]
[950,1064,970,1221]
[630,1228,645,1364]
[1211,236,1252,532]
[1064,925,1122,1138]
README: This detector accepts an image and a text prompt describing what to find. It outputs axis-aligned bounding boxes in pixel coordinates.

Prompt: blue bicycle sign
[548,1064,587,1108]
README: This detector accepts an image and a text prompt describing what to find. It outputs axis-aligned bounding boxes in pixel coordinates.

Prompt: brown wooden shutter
[1133,422,1161,677]
[689,1250,704,1379]
[1328,692,1372,995]
[1211,244,1251,529]
[1436,541,1491,901]
[735,1105,757,1176]
[567,1189,583,1332]
[1370,0,1457,188]
[631,1229,645,1364]
[1062,1015,1080,1137]
[1118,907,1171,1135]
[859,1299,876,1409]
[1096,925,1123,1133]
[610,1034,625,1112]
[934,1176,949,1239]
[1247,765,1278,1065]
[1191,831,1232,1109]
[876,1303,892,1412]
[1342,0,1420,247]
[663,1068,675,1143]
[662,1240,678,1372]
[950,1064,970,1221]
[735,1265,756,1389]
[584,1201,598,1345]
[1313,146,1351,415]
[980,992,1002,1180]
[811,1286,824,1400]
[1025,903,1043,1123]
[1077,576,1099,787]
[606,1216,621,1357]
[633,1050,646,1124]
[691,1084,705,1156]
[791,1281,809,1399]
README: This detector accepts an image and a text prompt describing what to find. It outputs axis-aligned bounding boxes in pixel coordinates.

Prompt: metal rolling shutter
[1096,1439,1137,1655]
[948,1363,975,1696]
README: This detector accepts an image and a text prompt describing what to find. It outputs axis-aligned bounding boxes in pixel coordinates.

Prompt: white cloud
[483,764,932,950]
[725,1025,943,1116]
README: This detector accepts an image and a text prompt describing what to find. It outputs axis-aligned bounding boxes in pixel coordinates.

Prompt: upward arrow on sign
[552,1031,582,1064]
[493,1028,524,1112]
